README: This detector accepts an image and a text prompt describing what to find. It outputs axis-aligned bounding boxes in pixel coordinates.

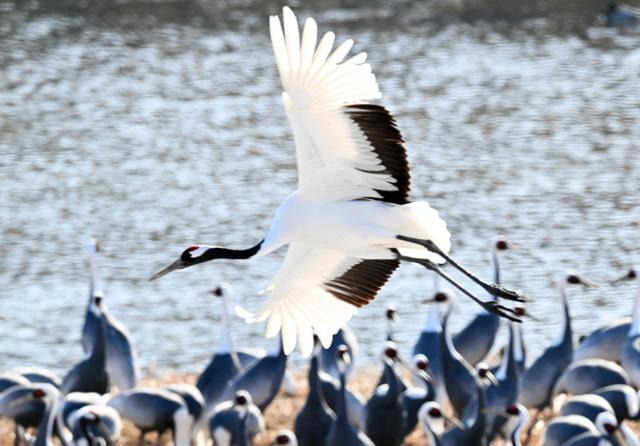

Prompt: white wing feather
[270,7,400,202]
[256,244,362,356]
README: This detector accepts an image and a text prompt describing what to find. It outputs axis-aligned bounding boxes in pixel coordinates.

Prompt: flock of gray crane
[0,239,639,446]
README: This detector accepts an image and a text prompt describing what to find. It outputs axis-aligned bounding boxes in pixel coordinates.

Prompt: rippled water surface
[1,6,639,374]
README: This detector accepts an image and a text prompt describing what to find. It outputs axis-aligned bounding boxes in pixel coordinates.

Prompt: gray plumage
[0,384,65,446]
[486,322,521,440]
[0,383,47,439]
[441,303,478,422]
[61,391,105,427]
[575,318,630,363]
[560,394,616,423]
[420,377,487,446]
[452,244,506,367]
[208,390,265,446]
[12,368,62,389]
[63,298,110,395]
[543,415,599,446]
[68,404,121,444]
[520,278,575,409]
[364,354,405,446]
[560,411,638,446]
[108,388,192,446]
[325,347,373,446]
[400,354,435,436]
[592,385,640,422]
[0,372,30,393]
[319,326,358,380]
[319,367,365,429]
[82,240,138,391]
[222,338,287,412]
[412,290,446,405]
[553,359,629,397]
[165,384,205,422]
[294,354,335,446]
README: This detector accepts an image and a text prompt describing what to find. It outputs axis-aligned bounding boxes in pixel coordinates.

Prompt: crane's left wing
[270,7,410,203]
[255,243,399,356]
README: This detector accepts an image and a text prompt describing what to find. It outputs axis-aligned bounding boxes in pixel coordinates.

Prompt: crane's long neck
[552,283,572,349]
[336,371,349,424]
[496,322,516,381]
[217,291,235,356]
[90,310,107,368]
[423,302,442,333]
[492,250,501,286]
[202,242,264,263]
[89,250,101,299]
[308,356,330,410]
[34,397,59,446]
[510,411,528,446]
[629,285,640,337]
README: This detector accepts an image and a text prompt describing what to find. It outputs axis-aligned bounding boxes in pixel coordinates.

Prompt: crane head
[150,245,217,280]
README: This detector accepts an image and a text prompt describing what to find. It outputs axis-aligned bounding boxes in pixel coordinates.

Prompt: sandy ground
[1,369,638,445]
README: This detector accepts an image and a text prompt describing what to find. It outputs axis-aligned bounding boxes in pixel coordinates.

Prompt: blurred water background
[1,0,639,375]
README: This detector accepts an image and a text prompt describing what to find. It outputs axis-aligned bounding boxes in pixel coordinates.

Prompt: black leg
[396,235,526,302]
[394,251,522,322]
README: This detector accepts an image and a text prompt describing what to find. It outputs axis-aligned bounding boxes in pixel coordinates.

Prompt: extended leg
[395,250,521,322]
[396,235,526,302]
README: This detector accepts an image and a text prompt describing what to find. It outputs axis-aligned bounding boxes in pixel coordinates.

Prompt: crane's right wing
[254,243,399,356]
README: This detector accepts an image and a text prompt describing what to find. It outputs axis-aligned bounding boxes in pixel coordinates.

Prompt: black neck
[198,241,263,263]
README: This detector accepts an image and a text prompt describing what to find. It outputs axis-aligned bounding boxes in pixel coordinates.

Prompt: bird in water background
[150,6,525,356]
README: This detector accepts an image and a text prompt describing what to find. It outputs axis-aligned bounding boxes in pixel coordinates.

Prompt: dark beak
[150,258,189,281]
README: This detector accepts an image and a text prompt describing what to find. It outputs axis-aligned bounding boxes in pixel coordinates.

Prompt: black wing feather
[345,104,411,204]
[325,259,400,308]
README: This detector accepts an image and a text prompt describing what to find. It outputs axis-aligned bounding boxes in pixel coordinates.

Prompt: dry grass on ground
[2,369,640,445]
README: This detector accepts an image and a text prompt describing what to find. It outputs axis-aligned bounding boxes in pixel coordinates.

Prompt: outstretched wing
[256,244,399,356]
[270,7,410,204]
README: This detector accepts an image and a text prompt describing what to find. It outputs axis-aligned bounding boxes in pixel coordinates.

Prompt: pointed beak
[444,413,465,429]
[611,269,637,285]
[578,276,600,289]
[149,258,189,281]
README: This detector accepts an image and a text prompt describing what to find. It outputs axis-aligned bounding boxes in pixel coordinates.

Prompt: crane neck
[216,291,235,355]
[89,308,107,367]
[202,242,264,263]
[307,356,331,411]
[88,251,102,302]
[423,303,442,333]
[492,250,501,287]
[34,396,60,446]
[551,283,572,348]
[496,322,516,381]
[336,371,349,423]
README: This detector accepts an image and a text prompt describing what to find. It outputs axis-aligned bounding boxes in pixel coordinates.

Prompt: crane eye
[514,306,525,316]
[32,389,46,398]
[428,407,442,417]
[506,405,519,415]
[384,346,397,359]
[604,423,616,433]
[275,434,290,444]
[495,240,508,250]
[181,246,199,260]
[417,359,428,370]
[434,292,448,302]
[567,274,581,284]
